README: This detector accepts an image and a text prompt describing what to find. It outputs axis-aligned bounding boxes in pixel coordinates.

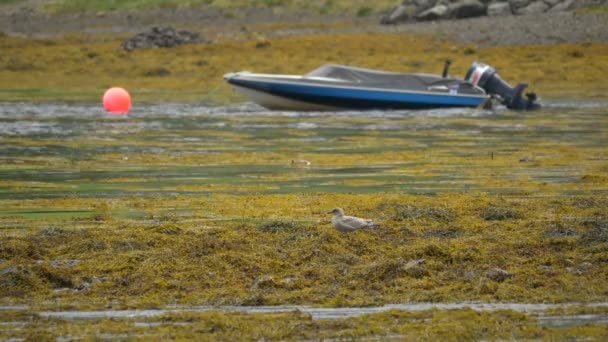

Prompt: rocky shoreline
[382,0,607,24]
[381,10,608,47]
[0,5,607,48]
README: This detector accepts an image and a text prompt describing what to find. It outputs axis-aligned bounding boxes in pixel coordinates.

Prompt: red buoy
[103,87,131,114]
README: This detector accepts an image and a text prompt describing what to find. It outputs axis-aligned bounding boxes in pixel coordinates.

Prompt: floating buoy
[103,87,131,114]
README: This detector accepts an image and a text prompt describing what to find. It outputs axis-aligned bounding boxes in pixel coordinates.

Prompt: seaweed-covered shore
[3,194,608,308]
[0,30,607,103]
[1,2,608,341]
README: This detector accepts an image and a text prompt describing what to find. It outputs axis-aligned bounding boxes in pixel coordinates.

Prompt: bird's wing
[341,215,373,229]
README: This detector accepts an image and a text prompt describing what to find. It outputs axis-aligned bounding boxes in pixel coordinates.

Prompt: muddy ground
[1,5,607,47]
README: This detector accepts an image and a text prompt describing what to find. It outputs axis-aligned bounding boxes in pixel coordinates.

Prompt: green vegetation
[576,4,608,15]
[356,6,373,17]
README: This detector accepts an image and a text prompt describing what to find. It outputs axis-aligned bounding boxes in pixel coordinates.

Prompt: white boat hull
[230,84,342,111]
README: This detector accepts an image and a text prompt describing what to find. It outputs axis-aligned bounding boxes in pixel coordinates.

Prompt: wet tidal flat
[1,102,608,340]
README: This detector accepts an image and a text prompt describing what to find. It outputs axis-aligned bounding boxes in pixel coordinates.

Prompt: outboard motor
[465,62,540,110]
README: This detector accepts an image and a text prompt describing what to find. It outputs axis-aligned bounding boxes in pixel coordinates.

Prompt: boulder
[380,0,593,24]
[449,0,487,19]
[509,0,532,9]
[416,4,449,21]
[381,5,413,24]
[549,0,576,12]
[516,1,550,14]
[414,0,436,11]
[488,2,512,16]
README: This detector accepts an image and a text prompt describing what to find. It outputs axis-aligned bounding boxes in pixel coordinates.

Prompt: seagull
[328,207,379,232]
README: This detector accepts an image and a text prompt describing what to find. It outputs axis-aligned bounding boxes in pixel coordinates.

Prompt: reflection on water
[0,101,606,206]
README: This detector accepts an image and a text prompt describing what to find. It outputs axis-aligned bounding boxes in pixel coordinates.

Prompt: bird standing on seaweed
[328,207,379,232]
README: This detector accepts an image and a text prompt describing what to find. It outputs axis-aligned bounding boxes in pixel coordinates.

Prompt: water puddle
[36,302,608,321]
[538,314,608,328]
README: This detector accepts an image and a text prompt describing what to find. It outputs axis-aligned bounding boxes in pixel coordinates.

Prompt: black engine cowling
[465,62,540,110]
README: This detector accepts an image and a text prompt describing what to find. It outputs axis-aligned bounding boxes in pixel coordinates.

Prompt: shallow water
[0,100,607,217]
[1,101,608,339]
[32,302,608,325]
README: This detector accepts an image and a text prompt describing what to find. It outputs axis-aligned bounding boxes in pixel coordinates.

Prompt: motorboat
[223,60,540,111]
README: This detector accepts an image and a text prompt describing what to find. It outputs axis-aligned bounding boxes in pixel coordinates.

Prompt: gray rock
[516,1,550,14]
[416,4,449,21]
[449,0,487,19]
[549,0,576,12]
[122,26,208,51]
[414,0,437,11]
[488,2,513,16]
[509,0,532,9]
[381,5,417,24]
[382,0,589,24]
[485,268,513,282]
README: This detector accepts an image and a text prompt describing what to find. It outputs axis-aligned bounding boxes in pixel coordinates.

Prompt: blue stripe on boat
[229,77,486,110]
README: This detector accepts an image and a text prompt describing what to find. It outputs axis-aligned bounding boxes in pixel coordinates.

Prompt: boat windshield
[304,64,452,90]
[305,64,398,83]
